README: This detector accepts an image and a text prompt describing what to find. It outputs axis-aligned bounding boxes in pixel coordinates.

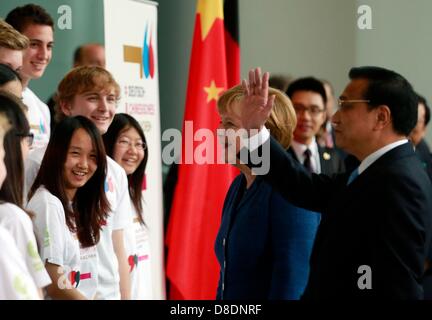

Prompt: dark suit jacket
[414,139,432,298]
[252,138,432,299]
[415,139,432,182]
[287,144,345,175]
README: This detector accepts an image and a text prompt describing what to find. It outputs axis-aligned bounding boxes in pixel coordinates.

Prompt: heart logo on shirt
[69,270,81,288]
[128,254,139,272]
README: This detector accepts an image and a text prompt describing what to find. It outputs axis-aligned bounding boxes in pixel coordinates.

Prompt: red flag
[165,0,240,299]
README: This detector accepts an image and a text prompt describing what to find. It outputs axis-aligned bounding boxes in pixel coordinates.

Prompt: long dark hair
[0,91,29,209]
[103,113,148,224]
[29,116,110,247]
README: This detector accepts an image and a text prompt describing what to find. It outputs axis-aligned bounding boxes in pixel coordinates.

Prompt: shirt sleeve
[0,227,41,300]
[24,148,45,205]
[29,193,67,267]
[3,206,51,289]
[112,166,133,231]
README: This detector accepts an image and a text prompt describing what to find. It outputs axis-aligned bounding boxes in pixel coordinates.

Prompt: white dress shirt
[291,138,321,174]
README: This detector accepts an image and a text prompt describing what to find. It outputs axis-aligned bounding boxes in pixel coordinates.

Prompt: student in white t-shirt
[25,66,132,299]
[6,4,53,149]
[0,92,51,298]
[0,103,39,300]
[104,113,153,299]
[27,116,110,299]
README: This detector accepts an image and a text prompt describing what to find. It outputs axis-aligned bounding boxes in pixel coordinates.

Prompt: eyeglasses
[293,104,325,117]
[117,138,147,151]
[16,132,34,147]
[338,99,370,108]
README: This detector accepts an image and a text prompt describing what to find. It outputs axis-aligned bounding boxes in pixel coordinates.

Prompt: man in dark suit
[409,94,432,298]
[285,77,344,175]
[409,94,432,181]
[238,66,432,299]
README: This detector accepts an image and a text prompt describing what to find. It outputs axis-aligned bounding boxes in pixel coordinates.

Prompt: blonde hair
[55,66,121,122]
[217,85,297,149]
[0,19,29,50]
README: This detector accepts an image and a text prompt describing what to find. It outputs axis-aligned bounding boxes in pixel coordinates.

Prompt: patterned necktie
[303,148,313,173]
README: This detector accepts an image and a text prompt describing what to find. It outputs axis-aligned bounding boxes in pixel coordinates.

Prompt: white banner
[103,0,165,299]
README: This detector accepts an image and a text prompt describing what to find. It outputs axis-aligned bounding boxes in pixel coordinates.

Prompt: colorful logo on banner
[123,23,155,79]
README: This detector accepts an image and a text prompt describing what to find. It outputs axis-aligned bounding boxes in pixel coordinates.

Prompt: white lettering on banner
[124,85,146,98]
[125,103,155,116]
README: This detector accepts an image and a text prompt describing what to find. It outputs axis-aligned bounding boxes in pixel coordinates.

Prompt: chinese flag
[165,0,240,299]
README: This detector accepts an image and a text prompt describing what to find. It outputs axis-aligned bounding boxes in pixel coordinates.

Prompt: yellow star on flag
[204,80,224,103]
[197,0,223,41]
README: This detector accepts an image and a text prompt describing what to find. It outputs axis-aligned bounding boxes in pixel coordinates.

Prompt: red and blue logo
[143,24,154,79]
[123,23,155,79]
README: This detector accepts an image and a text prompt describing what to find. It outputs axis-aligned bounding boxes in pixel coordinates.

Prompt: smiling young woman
[103,113,152,300]
[25,66,133,300]
[27,116,109,299]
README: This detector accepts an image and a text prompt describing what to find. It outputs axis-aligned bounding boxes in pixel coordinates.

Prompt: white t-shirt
[0,225,40,300]
[124,201,153,300]
[65,201,99,300]
[94,157,132,300]
[78,242,99,299]
[24,150,132,300]
[23,146,46,205]
[22,88,51,150]
[0,202,51,289]
[27,187,81,298]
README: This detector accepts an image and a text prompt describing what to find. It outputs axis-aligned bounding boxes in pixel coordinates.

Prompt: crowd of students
[0,4,152,300]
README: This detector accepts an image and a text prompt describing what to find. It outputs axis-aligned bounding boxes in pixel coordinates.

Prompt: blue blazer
[214,174,320,300]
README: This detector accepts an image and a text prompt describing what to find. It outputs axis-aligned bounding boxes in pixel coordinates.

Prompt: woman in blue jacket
[215,85,320,299]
